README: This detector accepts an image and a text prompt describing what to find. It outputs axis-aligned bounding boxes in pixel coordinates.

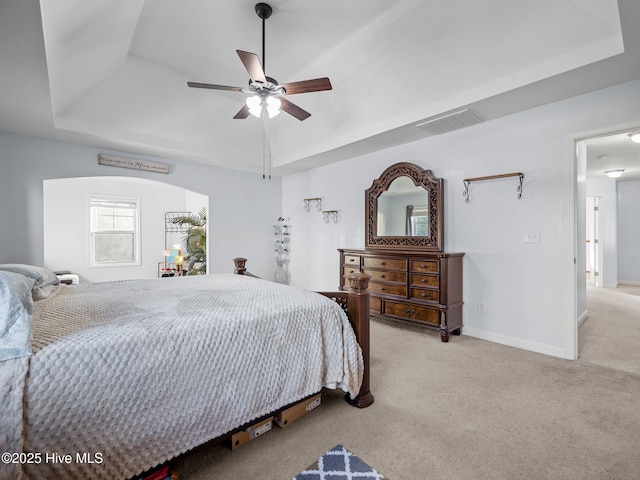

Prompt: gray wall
[618,180,640,284]
[0,132,282,278]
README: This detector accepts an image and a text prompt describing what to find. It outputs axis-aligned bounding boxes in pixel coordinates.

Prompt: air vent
[416,109,483,136]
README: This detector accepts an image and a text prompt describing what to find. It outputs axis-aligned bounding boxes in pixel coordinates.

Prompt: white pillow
[0,264,60,300]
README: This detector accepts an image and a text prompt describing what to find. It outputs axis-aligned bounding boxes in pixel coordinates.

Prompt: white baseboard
[578,309,589,327]
[619,280,640,286]
[462,327,571,359]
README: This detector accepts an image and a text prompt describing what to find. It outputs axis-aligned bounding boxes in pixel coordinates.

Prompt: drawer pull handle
[404,308,416,317]
[381,262,386,266]
[380,287,386,291]
[349,258,355,262]
[381,274,386,278]
[420,293,427,298]
[421,278,427,283]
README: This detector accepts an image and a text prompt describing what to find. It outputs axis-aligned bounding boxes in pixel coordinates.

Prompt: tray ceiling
[1,0,638,176]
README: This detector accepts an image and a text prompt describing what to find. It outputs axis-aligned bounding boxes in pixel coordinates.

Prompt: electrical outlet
[478,301,487,313]
[524,231,540,244]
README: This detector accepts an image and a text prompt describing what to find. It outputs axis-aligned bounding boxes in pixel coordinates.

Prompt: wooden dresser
[339,249,464,342]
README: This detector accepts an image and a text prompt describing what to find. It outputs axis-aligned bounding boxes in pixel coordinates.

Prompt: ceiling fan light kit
[246,95,281,118]
[604,169,625,178]
[628,132,640,143]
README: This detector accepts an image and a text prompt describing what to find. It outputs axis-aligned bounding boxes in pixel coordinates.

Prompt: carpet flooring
[580,284,640,376]
[172,286,640,480]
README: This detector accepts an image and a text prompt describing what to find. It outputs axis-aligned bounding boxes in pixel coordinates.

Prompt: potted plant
[171,207,207,275]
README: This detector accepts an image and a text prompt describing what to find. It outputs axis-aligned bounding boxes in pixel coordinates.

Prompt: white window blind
[90,196,140,266]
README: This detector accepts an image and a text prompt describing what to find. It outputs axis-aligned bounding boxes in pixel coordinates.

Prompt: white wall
[617,180,640,284]
[0,133,282,278]
[586,178,618,288]
[282,79,640,359]
[43,176,206,282]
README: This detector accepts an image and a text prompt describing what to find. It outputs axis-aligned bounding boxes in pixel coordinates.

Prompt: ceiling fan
[187,2,332,121]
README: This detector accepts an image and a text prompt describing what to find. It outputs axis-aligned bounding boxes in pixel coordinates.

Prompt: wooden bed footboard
[233,258,373,408]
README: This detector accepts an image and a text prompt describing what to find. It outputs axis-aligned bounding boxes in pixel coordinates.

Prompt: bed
[0,260,372,480]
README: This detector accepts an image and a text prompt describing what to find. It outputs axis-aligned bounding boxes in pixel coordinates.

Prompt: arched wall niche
[43,176,208,283]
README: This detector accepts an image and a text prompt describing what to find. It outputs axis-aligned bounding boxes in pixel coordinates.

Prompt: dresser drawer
[343,267,360,278]
[344,255,361,267]
[410,288,439,303]
[363,269,407,283]
[369,281,407,297]
[410,274,439,288]
[383,301,439,325]
[410,259,439,273]
[363,257,407,271]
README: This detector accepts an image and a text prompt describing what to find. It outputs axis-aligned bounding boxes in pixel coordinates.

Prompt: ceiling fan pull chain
[262,104,272,179]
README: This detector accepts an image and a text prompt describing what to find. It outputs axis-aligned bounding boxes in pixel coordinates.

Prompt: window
[90,196,140,266]
[406,205,429,236]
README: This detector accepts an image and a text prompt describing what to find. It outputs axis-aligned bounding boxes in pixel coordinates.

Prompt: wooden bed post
[233,257,259,278]
[344,272,374,408]
[233,257,248,275]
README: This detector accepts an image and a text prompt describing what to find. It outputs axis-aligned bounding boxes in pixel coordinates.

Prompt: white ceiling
[585,133,640,182]
[1,0,640,177]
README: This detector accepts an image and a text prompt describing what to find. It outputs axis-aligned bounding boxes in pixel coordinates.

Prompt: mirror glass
[376,176,429,237]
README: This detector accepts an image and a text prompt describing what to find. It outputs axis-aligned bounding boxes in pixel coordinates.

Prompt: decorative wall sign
[98,154,170,174]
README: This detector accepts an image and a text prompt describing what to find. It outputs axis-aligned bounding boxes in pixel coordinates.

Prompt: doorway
[573,122,640,360]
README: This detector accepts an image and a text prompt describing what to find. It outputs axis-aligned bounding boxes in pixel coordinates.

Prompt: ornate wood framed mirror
[365,162,443,252]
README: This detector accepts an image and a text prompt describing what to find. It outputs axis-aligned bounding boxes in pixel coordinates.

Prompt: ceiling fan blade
[233,104,251,119]
[187,82,243,92]
[281,77,332,95]
[280,97,311,121]
[236,50,267,83]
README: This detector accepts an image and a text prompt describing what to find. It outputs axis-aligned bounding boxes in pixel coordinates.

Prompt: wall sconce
[322,210,340,224]
[303,197,323,212]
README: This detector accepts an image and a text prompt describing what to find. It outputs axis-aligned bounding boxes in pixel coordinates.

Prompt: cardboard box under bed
[229,393,322,449]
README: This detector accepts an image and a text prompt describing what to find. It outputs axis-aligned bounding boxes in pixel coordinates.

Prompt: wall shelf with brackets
[303,197,323,212]
[463,172,524,203]
[322,210,340,224]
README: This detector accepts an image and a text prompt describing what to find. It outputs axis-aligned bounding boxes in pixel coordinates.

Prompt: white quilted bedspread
[18,274,363,480]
